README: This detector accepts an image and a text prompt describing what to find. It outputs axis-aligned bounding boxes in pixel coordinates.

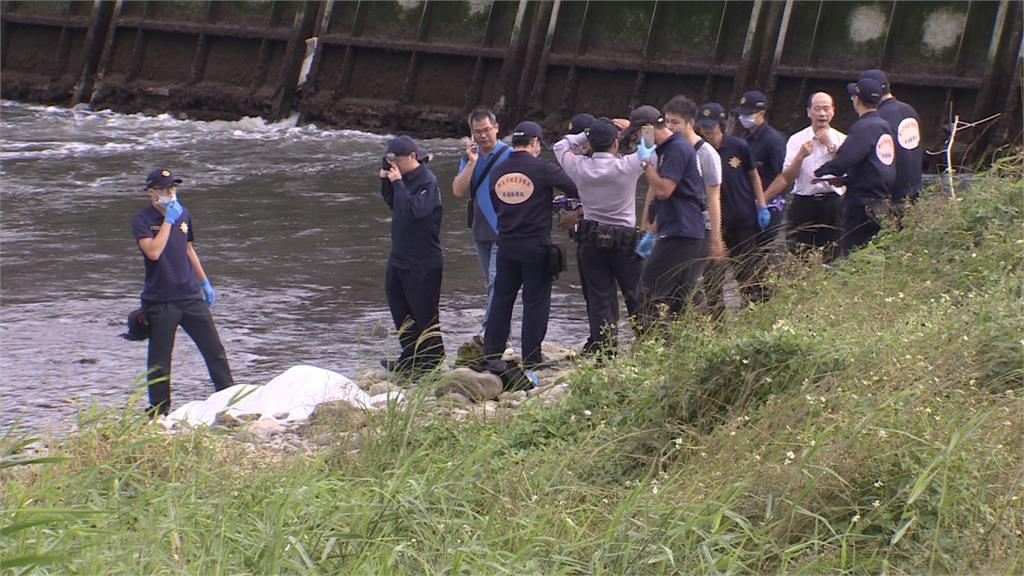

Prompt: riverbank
[3,156,1022,573]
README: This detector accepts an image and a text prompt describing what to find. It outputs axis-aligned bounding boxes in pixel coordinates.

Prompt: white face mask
[738,114,758,129]
[156,194,175,206]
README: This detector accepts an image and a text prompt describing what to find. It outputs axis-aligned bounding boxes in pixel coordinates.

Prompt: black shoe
[380,358,407,373]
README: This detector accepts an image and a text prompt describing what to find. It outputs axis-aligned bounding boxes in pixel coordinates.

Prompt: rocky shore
[165,341,580,458]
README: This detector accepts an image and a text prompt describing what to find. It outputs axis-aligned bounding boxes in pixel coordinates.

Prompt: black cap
[585,117,619,148]
[567,113,595,135]
[512,121,544,139]
[621,105,663,139]
[145,168,182,188]
[847,78,883,106]
[696,103,727,128]
[733,90,768,115]
[859,69,890,94]
[385,135,431,162]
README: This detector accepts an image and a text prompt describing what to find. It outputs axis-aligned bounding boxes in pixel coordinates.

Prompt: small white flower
[786,450,796,460]
[872,500,881,508]
[582,409,592,417]
[873,480,884,488]
[877,429,888,439]
[851,514,861,524]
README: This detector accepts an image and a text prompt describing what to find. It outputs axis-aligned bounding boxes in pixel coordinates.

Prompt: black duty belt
[577,219,637,249]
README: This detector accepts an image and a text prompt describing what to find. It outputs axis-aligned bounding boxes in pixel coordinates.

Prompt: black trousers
[704,225,762,314]
[484,240,551,366]
[787,193,841,259]
[145,298,234,415]
[840,201,883,256]
[385,264,445,371]
[578,239,642,350]
[638,236,706,330]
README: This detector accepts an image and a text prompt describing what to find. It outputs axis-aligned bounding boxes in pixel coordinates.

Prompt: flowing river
[0,101,589,432]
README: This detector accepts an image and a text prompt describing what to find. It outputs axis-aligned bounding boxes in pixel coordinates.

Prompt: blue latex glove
[757,205,771,230]
[637,142,656,163]
[635,231,657,258]
[200,278,216,307]
[164,200,184,224]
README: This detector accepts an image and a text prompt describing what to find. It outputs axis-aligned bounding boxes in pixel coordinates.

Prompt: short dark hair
[468,107,496,126]
[662,95,698,122]
[511,135,535,148]
[590,139,615,154]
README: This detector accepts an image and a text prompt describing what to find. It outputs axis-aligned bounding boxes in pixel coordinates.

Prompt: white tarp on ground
[164,365,389,427]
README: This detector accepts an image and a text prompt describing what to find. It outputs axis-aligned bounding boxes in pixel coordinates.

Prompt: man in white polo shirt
[763,91,847,260]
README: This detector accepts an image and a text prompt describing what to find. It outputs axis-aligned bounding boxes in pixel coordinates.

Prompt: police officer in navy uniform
[860,69,923,209]
[484,121,579,367]
[553,117,650,355]
[696,102,771,313]
[132,168,234,416]
[814,78,897,256]
[733,90,786,254]
[379,135,446,374]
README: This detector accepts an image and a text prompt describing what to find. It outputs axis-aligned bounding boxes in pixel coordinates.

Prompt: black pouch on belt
[594,226,615,248]
[547,244,567,280]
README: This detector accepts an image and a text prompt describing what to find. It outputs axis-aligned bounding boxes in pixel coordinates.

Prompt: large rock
[433,368,503,402]
[237,418,285,443]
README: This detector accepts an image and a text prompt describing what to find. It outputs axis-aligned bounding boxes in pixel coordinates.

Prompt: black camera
[381,157,392,171]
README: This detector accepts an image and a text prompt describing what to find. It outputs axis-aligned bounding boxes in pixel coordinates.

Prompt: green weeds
[2,160,1023,573]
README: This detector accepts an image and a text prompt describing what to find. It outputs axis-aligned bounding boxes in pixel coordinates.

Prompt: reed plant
[2,157,1022,574]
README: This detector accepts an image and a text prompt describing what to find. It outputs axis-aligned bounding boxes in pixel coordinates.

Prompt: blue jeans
[474,239,498,331]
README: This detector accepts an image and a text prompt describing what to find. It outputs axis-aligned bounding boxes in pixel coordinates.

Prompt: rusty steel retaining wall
[3,0,1021,160]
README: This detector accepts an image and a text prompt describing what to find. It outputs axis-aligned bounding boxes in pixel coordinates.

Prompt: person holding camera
[131,168,234,416]
[483,121,578,368]
[378,136,446,375]
[553,117,649,356]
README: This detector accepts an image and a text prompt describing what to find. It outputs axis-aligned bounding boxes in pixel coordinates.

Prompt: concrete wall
[3,0,1021,159]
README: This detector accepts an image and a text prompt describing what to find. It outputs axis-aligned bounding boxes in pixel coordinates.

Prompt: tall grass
[3,159,1022,574]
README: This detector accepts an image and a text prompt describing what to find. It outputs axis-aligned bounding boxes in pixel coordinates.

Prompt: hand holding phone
[640,125,655,149]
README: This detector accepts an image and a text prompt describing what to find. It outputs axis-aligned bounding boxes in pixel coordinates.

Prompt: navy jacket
[489,150,578,244]
[380,164,443,270]
[815,111,896,206]
[877,97,923,201]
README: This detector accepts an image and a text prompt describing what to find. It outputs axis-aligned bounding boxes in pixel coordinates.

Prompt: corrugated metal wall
[3,0,1021,160]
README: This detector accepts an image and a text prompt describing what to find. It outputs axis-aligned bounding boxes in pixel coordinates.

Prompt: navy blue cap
[733,90,768,115]
[697,102,727,127]
[585,117,619,148]
[567,113,595,135]
[512,121,544,140]
[145,168,182,188]
[859,69,890,94]
[385,135,431,162]
[847,78,883,105]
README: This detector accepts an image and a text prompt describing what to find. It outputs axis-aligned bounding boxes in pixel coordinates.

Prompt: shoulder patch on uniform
[875,134,895,166]
[897,117,920,150]
[729,156,742,169]
[494,172,535,205]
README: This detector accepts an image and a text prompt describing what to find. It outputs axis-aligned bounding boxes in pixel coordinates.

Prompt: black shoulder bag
[466,143,508,228]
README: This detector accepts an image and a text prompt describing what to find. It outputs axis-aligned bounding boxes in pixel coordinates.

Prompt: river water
[0,100,589,432]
